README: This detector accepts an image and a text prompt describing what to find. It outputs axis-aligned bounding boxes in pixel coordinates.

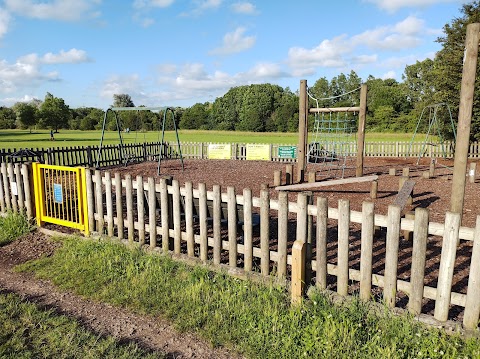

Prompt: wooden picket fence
[2,140,480,167]
[82,168,479,330]
[1,160,480,330]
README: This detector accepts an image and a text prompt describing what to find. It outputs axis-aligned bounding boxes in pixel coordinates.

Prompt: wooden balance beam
[275,175,379,191]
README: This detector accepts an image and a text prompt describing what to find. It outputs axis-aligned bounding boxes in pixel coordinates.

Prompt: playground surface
[107,156,480,228]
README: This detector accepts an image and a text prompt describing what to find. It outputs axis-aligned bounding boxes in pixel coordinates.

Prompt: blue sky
[0,0,469,109]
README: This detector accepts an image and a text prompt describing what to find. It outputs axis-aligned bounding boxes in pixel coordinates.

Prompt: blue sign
[53,183,63,204]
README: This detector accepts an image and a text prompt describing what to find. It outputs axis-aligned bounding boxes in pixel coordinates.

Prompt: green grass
[0,129,420,150]
[17,236,480,359]
[0,212,33,246]
[0,292,163,358]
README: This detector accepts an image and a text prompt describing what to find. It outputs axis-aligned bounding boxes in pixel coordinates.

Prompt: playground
[106,157,478,227]
[42,154,480,323]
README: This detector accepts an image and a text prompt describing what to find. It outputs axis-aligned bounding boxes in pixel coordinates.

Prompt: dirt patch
[0,233,242,359]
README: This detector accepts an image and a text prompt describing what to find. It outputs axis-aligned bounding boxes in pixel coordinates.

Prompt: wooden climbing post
[297,79,308,183]
[356,84,367,177]
[451,23,480,219]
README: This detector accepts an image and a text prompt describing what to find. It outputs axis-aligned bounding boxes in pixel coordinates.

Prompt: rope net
[307,87,360,178]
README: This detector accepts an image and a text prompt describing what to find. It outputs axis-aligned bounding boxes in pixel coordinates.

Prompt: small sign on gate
[53,183,63,204]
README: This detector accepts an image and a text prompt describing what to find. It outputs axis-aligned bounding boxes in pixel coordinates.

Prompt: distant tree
[209,87,242,130]
[37,93,71,131]
[365,78,412,131]
[71,107,105,131]
[113,94,135,108]
[180,103,209,129]
[403,58,435,105]
[0,107,16,129]
[12,102,37,132]
[433,1,480,140]
[266,90,298,132]
[111,94,137,132]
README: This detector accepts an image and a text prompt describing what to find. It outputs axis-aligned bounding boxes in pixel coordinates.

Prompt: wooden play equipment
[275,174,378,191]
[450,23,480,219]
[297,80,367,182]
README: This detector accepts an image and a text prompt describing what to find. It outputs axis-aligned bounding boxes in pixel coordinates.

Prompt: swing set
[407,103,457,164]
[96,106,184,175]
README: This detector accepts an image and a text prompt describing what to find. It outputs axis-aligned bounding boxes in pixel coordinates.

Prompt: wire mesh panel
[308,110,358,178]
[32,163,89,235]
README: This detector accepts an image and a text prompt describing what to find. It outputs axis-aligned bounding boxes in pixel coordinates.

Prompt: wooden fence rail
[81,169,480,329]
[1,162,480,329]
[2,140,480,167]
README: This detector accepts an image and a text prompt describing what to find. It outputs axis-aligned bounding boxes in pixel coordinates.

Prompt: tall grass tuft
[18,237,480,359]
[0,211,33,246]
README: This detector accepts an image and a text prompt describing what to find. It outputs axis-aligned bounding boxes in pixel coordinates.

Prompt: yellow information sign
[246,144,271,161]
[208,144,231,159]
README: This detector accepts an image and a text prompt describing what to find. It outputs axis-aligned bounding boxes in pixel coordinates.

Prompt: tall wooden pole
[297,79,308,183]
[450,23,480,218]
[356,84,367,177]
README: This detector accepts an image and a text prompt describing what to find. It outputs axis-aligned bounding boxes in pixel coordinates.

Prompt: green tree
[112,94,137,132]
[12,102,37,132]
[267,90,298,132]
[180,103,209,129]
[209,87,242,130]
[365,77,412,131]
[37,93,71,131]
[113,94,135,108]
[71,107,105,131]
[433,1,480,140]
[0,107,16,129]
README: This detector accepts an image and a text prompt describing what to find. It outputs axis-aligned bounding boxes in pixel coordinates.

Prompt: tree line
[1,2,479,141]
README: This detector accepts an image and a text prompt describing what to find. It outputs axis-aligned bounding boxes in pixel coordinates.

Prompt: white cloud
[365,0,459,13]
[42,49,90,64]
[133,0,175,9]
[100,74,142,101]
[0,58,59,94]
[132,0,175,26]
[4,0,101,21]
[352,16,426,50]
[287,15,435,76]
[209,27,256,55]
[180,0,223,17]
[243,63,286,79]
[0,94,39,106]
[0,49,89,96]
[195,0,222,11]
[382,70,397,79]
[104,61,290,106]
[231,2,258,15]
[287,35,350,76]
[0,8,11,39]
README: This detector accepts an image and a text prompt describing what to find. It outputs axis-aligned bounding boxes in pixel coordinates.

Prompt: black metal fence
[0,142,177,168]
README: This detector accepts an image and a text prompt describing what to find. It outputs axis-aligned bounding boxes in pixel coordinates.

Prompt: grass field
[0,129,420,150]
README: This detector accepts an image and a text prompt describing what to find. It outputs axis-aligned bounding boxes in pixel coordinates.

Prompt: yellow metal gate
[32,163,89,236]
